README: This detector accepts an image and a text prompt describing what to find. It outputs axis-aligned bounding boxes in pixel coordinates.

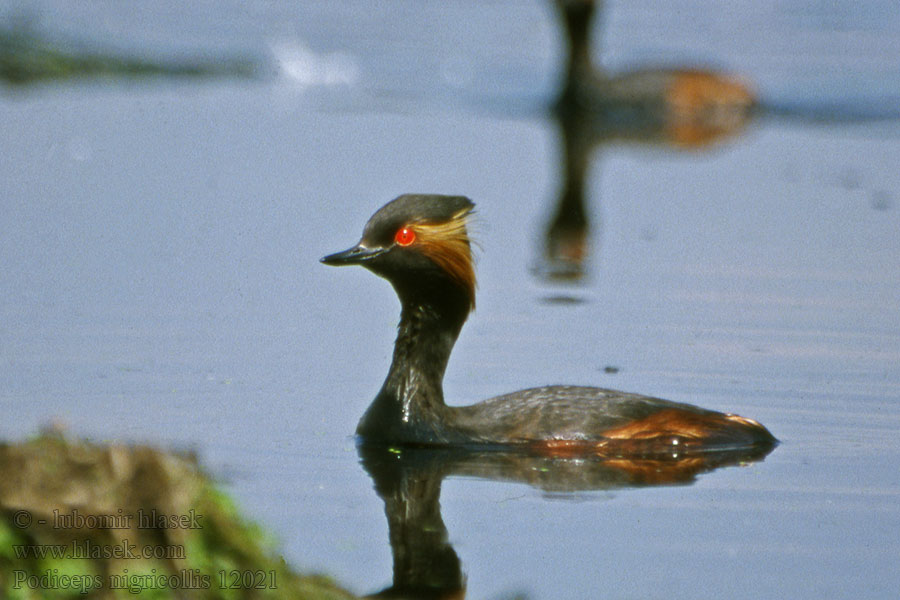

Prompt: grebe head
[321,194,477,313]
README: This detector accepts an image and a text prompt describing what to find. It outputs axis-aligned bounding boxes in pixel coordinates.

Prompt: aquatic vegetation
[0,433,355,599]
[0,26,257,86]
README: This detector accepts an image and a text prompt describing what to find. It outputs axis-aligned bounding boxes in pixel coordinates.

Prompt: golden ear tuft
[412,207,477,312]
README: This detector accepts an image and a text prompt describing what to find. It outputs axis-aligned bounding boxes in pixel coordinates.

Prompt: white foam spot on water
[270,40,359,88]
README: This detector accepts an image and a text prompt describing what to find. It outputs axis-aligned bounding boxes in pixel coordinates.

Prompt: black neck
[559,0,602,99]
[357,283,469,443]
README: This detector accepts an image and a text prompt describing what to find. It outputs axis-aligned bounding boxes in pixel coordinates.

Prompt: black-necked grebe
[555,0,756,145]
[322,194,776,454]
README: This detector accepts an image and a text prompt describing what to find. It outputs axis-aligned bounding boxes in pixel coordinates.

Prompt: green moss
[1,27,258,86]
[0,435,356,600]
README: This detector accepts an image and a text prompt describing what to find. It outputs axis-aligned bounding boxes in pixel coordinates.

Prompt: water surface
[2,1,899,598]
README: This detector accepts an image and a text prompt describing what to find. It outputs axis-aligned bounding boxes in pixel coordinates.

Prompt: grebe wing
[452,385,710,443]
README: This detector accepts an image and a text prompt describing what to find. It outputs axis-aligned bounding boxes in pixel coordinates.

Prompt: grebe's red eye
[394,227,416,246]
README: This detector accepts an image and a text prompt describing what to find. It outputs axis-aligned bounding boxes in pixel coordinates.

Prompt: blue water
[2,1,900,598]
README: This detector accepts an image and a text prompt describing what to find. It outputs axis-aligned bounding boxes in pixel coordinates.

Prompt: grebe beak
[320,243,386,266]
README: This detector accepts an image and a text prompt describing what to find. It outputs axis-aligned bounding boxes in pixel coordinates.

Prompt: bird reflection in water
[359,442,773,599]
[539,0,756,282]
